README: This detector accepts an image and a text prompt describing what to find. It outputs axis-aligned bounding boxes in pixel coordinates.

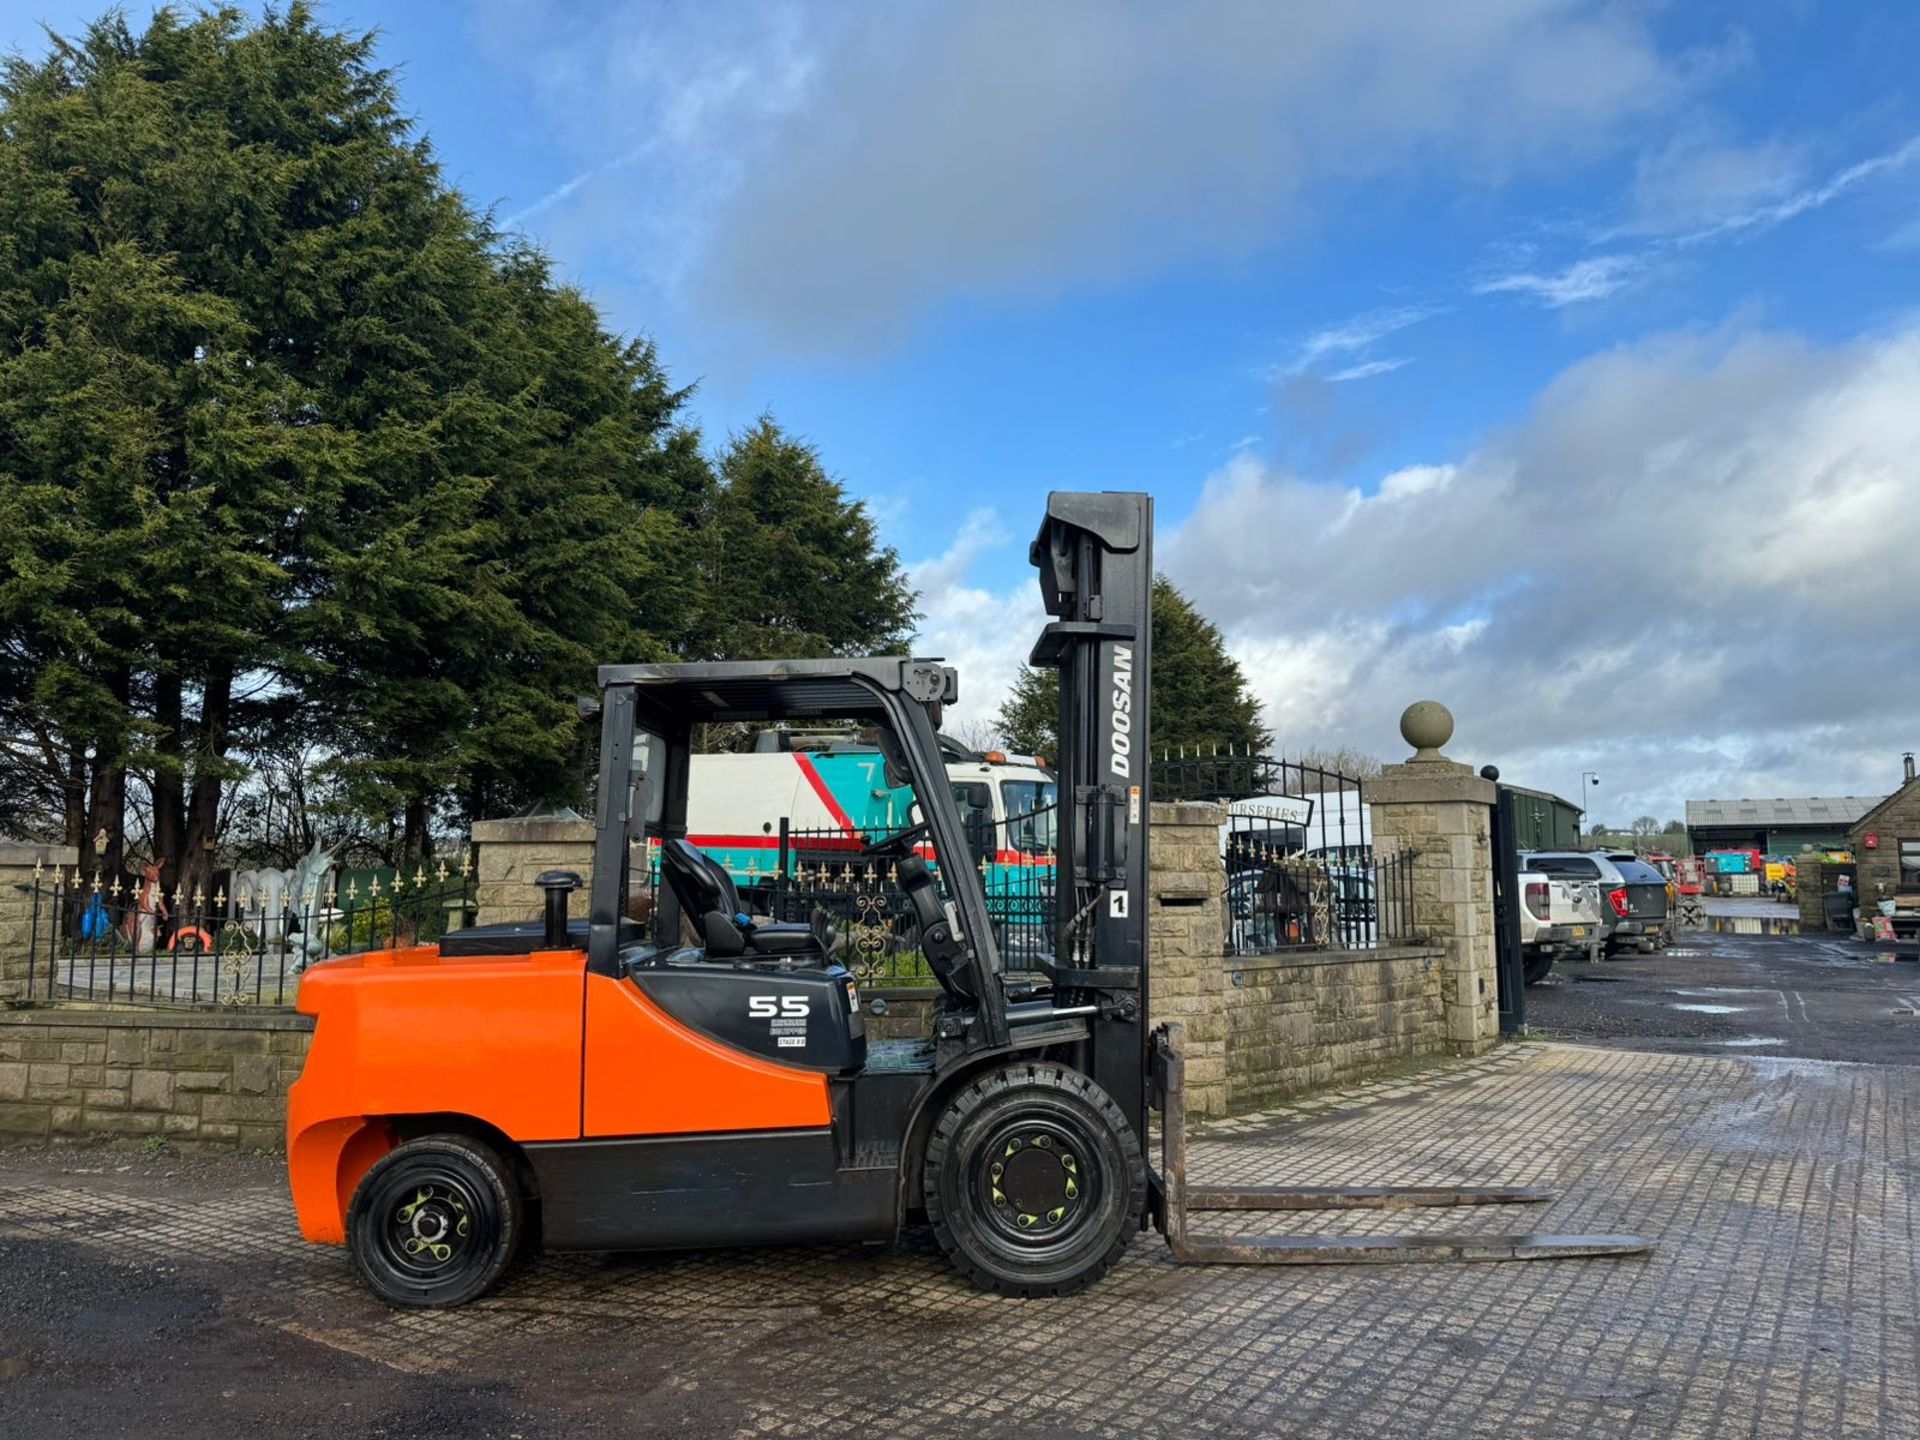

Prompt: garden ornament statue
[230,836,340,964]
[285,836,342,967]
[131,857,169,955]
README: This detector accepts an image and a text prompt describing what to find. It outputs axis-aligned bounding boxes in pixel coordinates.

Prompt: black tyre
[347,1135,523,1309]
[1523,951,1553,986]
[923,1062,1145,1298]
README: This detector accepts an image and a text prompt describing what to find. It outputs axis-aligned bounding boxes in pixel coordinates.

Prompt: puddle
[1715,1036,1786,1048]
[1671,1003,1745,1015]
[1708,916,1801,937]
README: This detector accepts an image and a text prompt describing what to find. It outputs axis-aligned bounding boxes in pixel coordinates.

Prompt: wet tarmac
[1525,924,1920,1065]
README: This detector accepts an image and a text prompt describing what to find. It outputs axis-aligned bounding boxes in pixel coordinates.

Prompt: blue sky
[8,2,1920,820]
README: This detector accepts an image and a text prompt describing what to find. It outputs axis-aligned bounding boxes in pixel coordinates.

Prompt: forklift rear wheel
[347,1136,523,1309]
[923,1063,1145,1298]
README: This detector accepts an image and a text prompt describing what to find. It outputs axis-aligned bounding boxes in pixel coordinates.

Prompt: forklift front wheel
[346,1135,523,1309]
[923,1063,1145,1298]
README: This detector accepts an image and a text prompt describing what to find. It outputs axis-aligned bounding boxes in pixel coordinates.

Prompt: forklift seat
[658,839,822,959]
[895,855,975,1003]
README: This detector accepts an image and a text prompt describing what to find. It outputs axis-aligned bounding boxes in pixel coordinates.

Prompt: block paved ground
[3,1035,1917,1439]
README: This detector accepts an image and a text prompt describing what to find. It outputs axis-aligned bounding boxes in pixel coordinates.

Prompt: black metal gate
[1489,781,1526,1034]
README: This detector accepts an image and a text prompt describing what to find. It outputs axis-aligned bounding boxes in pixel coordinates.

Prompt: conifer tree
[994,577,1270,763]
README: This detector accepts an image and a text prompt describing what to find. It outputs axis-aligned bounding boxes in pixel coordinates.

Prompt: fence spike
[459,854,473,880]
[33,856,44,881]
[435,860,449,884]
[192,886,205,907]
[369,876,382,898]
[346,877,359,901]
[391,872,405,895]
[213,887,226,909]
[413,866,427,888]
[110,875,123,899]
[90,870,102,894]
[237,887,251,912]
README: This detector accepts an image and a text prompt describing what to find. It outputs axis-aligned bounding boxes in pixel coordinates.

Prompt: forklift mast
[1029,492,1154,1140]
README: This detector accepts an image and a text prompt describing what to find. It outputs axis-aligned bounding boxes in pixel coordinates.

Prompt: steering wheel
[859,819,932,859]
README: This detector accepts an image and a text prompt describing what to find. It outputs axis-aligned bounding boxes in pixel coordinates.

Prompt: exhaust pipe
[1906,752,1916,784]
[537,870,582,947]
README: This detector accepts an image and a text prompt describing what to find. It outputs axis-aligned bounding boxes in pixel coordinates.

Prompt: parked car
[1524,851,1670,955]
[1517,866,1604,984]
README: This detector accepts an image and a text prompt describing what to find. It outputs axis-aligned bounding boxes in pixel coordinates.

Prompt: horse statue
[230,836,340,965]
[284,836,341,966]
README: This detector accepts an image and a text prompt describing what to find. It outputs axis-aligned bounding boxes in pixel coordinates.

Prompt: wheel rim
[974,1118,1102,1251]
[373,1167,484,1280]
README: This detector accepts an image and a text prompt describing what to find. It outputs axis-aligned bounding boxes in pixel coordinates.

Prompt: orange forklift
[287,492,1648,1307]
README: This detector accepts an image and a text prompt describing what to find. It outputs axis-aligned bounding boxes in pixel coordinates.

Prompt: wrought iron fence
[1157,747,1416,955]
[1154,746,1371,863]
[17,857,476,1007]
[1226,842,1417,955]
[658,802,1060,988]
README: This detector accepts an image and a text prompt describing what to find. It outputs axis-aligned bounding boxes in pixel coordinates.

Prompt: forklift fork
[1149,1025,1653,1265]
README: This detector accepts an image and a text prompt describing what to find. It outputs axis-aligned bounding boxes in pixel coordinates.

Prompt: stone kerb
[1366,702,1500,1056]
[0,841,78,1003]
[471,816,595,926]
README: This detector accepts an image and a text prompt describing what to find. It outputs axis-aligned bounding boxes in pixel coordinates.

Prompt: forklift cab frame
[583,655,1014,1049]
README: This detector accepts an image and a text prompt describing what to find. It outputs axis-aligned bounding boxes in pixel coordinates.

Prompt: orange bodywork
[287,945,831,1244]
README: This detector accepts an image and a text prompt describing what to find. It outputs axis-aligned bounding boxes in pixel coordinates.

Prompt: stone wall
[1222,946,1446,1111]
[0,1007,312,1150]
[0,841,75,1003]
[471,815,595,925]
[1797,858,1858,931]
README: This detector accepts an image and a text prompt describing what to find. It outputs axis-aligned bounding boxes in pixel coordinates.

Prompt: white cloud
[1284,306,1440,377]
[1473,253,1639,306]
[478,1,1686,351]
[890,321,1920,816]
[905,509,1044,736]
[1626,130,1809,238]
[1154,320,1920,817]
[1326,357,1413,383]
[1671,133,1920,247]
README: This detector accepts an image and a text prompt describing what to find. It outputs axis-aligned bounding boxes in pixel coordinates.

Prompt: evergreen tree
[993,576,1270,763]
[693,418,917,662]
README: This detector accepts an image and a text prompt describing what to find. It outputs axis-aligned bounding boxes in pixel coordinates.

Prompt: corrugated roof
[1684,796,1883,828]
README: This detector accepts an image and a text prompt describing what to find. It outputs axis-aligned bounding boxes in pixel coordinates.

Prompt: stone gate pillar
[1146,800,1229,1117]
[1366,702,1500,1056]
[471,814,595,926]
[0,842,78,1002]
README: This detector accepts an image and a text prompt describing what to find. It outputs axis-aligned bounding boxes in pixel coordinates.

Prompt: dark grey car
[1524,851,1671,954]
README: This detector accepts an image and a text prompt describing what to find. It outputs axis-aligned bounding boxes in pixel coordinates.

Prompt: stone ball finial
[1400,700,1454,761]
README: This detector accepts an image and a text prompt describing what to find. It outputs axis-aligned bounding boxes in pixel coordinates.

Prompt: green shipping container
[1504,786,1584,851]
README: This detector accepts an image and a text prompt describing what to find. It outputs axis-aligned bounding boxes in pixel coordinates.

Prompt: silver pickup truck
[1519,867,1604,984]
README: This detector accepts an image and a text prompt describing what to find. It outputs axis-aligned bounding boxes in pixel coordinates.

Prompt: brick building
[1847,753,1920,913]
